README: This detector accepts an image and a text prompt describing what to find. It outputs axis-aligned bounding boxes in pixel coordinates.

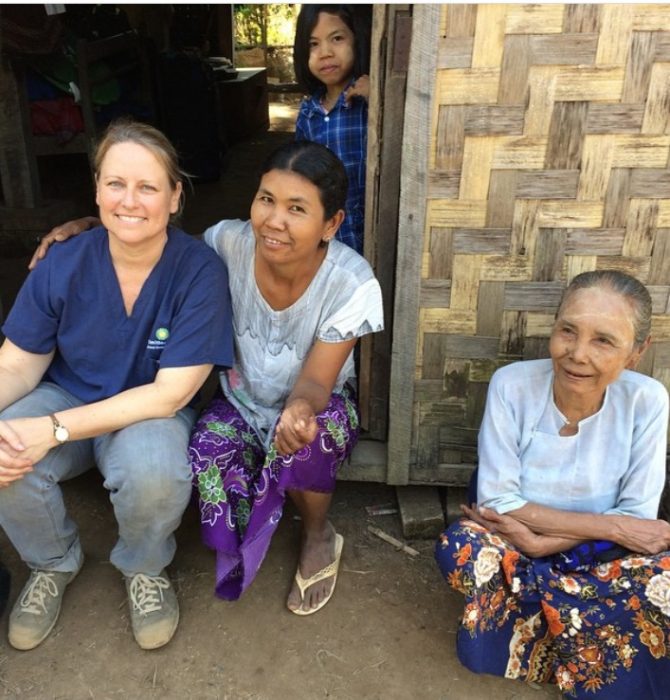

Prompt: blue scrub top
[2,226,234,404]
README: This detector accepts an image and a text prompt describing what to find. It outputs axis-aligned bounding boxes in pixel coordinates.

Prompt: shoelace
[128,574,170,615]
[19,572,60,616]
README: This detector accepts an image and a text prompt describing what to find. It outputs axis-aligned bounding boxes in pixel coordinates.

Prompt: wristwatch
[50,414,70,443]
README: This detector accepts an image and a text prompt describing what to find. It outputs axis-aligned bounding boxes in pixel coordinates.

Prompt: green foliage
[234,3,299,48]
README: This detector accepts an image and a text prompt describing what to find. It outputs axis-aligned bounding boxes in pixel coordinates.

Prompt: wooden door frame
[341,4,412,482]
[386,4,440,485]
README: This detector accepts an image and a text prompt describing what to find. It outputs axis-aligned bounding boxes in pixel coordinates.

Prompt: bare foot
[287,522,339,614]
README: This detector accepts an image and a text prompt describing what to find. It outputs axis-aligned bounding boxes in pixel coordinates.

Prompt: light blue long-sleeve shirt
[477,359,669,519]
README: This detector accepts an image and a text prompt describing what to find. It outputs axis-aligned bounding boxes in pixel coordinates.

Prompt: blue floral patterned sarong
[436,519,670,698]
[189,389,359,600]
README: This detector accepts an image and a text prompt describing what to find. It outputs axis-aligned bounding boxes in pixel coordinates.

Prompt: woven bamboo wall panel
[414,4,670,474]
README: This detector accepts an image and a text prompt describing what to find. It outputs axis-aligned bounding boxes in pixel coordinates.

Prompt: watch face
[55,425,69,442]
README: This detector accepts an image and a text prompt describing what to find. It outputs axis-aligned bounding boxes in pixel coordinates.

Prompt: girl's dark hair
[558,269,652,346]
[259,141,348,220]
[293,4,372,95]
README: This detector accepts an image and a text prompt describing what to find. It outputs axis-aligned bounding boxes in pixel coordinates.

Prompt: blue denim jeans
[0,382,194,577]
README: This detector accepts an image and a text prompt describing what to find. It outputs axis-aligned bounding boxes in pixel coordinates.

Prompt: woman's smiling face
[96,141,180,247]
[549,285,646,402]
[250,169,341,265]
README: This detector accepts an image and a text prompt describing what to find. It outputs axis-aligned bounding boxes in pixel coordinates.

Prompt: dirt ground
[0,476,561,700]
[0,104,562,700]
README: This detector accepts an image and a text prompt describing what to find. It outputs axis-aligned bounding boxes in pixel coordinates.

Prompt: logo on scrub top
[147,327,170,350]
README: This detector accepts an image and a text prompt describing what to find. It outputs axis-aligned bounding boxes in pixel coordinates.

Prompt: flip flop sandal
[290,533,344,616]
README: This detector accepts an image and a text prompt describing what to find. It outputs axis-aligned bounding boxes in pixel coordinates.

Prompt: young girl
[293,5,372,255]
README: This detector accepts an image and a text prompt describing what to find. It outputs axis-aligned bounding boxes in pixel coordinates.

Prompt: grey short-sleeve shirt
[203,219,384,446]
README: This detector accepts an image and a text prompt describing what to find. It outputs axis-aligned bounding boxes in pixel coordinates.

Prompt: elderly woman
[436,270,670,698]
[0,120,233,651]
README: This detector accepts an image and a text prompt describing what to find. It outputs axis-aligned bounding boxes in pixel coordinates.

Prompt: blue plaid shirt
[295,82,368,254]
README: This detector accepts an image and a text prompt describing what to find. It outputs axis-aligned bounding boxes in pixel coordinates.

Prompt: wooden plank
[420,279,451,309]
[454,229,510,254]
[563,4,601,33]
[446,4,477,38]
[446,487,469,524]
[410,464,476,488]
[388,4,439,485]
[499,310,527,355]
[596,5,634,66]
[422,332,448,380]
[524,336,550,360]
[529,34,598,65]
[622,199,658,257]
[655,32,670,60]
[565,229,625,255]
[642,63,670,134]
[498,35,529,105]
[428,227,454,278]
[622,31,657,103]
[427,171,460,199]
[0,59,42,207]
[360,5,409,442]
[545,101,589,169]
[612,135,670,168]
[648,285,670,313]
[533,228,566,282]
[472,5,507,69]
[338,439,387,483]
[630,170,670,198]
[504,282,564,310]
[517,170,579,199]
[586,104,645,133]
[436,67,501,105]
[553,66,624,101]
[603,168,632,228]
[649,230,670,285]
[464,106,525,135]
[435,105,465,170]
[396,486,445,539]
[486,171,518,227]
[444,335,499,359]
[476,281,505,336]
[465,380,488,427]
[438,37,473,68]
[505,5,564,34]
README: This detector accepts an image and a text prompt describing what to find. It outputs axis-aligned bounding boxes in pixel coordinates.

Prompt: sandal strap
[294,533,344,599]
[295,561,339,596]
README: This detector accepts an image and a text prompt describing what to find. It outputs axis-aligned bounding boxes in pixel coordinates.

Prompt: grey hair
[557,270,652,347]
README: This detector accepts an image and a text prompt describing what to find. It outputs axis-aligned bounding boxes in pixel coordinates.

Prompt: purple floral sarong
[189,388,359,600]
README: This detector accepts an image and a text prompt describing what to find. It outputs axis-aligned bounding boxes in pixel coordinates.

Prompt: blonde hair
[94,119,187,216]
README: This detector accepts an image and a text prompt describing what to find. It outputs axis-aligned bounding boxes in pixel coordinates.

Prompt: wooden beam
[337,439,387,482]
[0,58,41,207]
[396,485,445,538]
[387,4,440,484]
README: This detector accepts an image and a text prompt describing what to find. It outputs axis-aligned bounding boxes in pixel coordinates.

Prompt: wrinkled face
[549,286,647,402]
[307,12,356,93]
[250,169,341,265]
[95,141,181,247]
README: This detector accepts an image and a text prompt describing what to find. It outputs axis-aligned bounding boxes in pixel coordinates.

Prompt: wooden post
[0,57,41,207]
[387,5,440,484]
[359,5,411,443]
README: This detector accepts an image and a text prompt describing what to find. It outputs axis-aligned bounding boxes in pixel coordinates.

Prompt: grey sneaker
[125,570,179,650]
[9,567,81,650]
